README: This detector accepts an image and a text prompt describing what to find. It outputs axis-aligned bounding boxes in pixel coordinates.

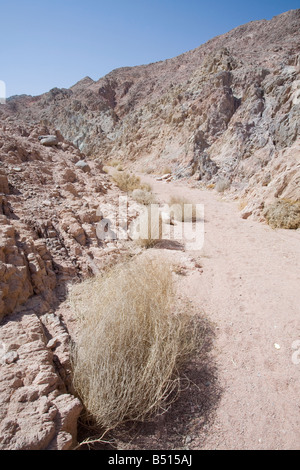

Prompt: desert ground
[141,175,300,450]
[74,172,300,451]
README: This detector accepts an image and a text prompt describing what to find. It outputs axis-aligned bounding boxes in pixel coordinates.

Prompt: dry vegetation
[161,166,172,175]
[264,199,300,229]
[144,167,154,174]
[169,196,198,222]
[112,171,142,192]
[70,256,199,431]
[108,159,122,167]
[133,205,163,248]
[131,188,158,206]
[215,178,231,193]
[112,171,152,193]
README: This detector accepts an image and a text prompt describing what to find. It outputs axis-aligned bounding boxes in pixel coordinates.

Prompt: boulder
[156,173,171,181]
[39,135,58,147]
[61,168,77,183]
[75,160,91,173]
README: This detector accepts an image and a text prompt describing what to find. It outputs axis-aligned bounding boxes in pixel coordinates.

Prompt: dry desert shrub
[131,188,158,206]
[140,181,152,192]
[161,166,172,175]
[238,199,248,211]
[108,159,121,167]
[113,171,151,193]
[112,171,142,192]
[70,256,198,431]
[215,178,230,193]
[264,199,300,229]
[133,205,163,248]
[169,196,197,222]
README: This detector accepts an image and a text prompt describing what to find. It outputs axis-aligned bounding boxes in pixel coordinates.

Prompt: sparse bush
[131,205,163,248]
[70,256,198,430]
[108,159,121,167]
[264,199,300,229]
[161,166,172,175]
[140,182,152,192]
[215,178,230,193]
[113,171,152,193]
[132,188,158,206]
[112,171,142,192]
[169,196,197,222]
[238,199,248,211]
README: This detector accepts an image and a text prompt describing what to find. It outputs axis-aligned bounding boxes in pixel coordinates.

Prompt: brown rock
[0,171,9,194]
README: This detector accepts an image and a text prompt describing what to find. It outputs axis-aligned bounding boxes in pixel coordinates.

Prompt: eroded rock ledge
[0,124,130,449]
[0,300,82,450]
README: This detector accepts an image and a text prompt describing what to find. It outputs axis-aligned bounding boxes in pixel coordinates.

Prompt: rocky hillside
[1,9,300,218]
[0,124,141,449]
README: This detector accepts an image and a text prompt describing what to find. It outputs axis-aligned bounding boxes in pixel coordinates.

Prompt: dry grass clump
[238,199,248,211]
[70,256,198,431]
[215,178,230,193]
[264,199,300,229]
[161,166,172,175]
[108,159,121,167]
[112,171,142,192]
[169,196,197,222]
[140,182,152,192]
[131,205,163,248]
[112,171,151,193]
[131,188,158,206]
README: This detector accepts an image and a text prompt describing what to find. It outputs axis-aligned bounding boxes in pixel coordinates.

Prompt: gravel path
[142,175,300,450]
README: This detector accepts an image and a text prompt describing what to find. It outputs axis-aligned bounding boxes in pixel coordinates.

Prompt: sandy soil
[137,175,300,450]
[78,174,300,451]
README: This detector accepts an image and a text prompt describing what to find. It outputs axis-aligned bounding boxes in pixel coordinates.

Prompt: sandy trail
[141,175,300,450]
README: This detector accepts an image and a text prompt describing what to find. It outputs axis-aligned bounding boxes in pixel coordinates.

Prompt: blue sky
[1,0,299,97]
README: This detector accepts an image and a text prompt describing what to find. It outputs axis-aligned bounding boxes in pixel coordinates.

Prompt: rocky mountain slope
[2,9,300,218]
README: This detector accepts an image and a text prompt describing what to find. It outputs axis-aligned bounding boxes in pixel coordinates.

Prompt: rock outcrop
[0,124,132,449]
[0,306,82,450]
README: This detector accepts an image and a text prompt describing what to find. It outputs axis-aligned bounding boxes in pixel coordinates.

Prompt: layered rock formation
[0,124,134,449]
